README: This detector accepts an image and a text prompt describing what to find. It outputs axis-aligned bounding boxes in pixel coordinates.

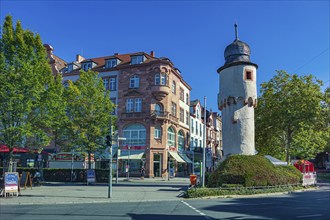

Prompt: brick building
[47,45,192,178]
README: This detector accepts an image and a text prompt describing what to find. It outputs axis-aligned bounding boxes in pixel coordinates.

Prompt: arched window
[154,126,162,139]
[123,124,146,146]
[199,140,202,148]
[178,130,184,152]
[167,127,176,148]
[155,103,163,115]
[195,139,198,148]
[171,81,176,94]
[130,76,140,88]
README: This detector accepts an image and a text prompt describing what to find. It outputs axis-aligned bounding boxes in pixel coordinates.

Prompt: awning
[169,151,186,163]
[265,155,287,166]
[179,153,193,163]
[118,150,145,160]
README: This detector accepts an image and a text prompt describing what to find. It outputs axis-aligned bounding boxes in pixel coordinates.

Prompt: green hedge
[207,155,302,187]
[185,185,305,198]
[0,168,113,183]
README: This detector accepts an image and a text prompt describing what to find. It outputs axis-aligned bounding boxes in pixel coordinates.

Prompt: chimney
[150,51,155,57]
[76,54,85,63]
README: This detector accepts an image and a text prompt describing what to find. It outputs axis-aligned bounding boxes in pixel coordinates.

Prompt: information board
[5,172,19,195]
[87,169,96,183]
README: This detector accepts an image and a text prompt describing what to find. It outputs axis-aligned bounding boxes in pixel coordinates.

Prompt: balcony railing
[150,110,169,120]
[121,112,146,119]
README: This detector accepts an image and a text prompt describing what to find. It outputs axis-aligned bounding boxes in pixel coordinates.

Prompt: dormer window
[67,64,73,72]
[106,59,118,68]
[82,62,93,71]
[131,55,144,65]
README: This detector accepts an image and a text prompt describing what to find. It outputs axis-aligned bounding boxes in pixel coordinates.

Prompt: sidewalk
[0,177,190,205]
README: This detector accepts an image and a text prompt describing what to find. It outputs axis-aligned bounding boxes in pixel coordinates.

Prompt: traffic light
[106,135,112,146]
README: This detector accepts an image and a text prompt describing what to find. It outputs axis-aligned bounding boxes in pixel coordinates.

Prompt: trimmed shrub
[207,155,302,187]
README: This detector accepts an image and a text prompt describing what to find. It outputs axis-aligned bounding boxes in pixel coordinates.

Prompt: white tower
[217,24,258,157]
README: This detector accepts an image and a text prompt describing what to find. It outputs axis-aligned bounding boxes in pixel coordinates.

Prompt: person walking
[140,167,145,180]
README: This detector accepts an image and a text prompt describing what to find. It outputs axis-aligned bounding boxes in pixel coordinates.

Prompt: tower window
[245,70,252,80]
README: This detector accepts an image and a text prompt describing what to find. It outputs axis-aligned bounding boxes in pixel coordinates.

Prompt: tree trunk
[88,150,91,169]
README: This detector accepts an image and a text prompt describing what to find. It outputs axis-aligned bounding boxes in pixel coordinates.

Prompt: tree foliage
[0,15,63,155]
[255,70,329,162]
[63,70,114,168]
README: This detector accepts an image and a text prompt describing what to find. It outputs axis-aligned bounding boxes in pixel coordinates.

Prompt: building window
[186,111,189,125]
[191,119,194,133]
[167,127,176,148]
[131,55,144,65]
[155,103,163,115]
[179,88,184,101]
[154,126,162,139]
[171,81,176,94]
[245,70,253,80]
[123,124,146,146]
[199,140,202,148]
[196,109,199,119]
[179,108,184,122]
[130,76,140,88]
[200,124,202,136]
[106,59,118,68]
[110,98,116,115]
[171,102,177,117]
[195,139,198,148]
[196,121,198,135]
[178,130,184,152]
[126,98,134,113]
[103,78,109,90]
[186,93,189,105]
[134,98,142,112]
[82,62,92,71]
[155,73,167,85]
[109,77,117,91]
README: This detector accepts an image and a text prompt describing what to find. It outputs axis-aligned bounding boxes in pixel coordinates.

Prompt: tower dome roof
[224,39,251,64]
[217,23,258,73]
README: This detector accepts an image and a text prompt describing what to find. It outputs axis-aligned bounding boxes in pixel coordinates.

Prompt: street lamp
[127,145,131,180]
[106,126,113,199]
[116,137,126,184]
[202,96,207,187]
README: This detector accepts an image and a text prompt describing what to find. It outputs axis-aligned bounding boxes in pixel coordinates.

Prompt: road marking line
[296,214,322,218]
[181,201,210,219]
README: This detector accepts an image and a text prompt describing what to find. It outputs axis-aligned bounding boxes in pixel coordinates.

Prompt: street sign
[87,169,96,183]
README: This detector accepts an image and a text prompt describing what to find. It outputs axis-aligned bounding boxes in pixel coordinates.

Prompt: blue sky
[1,0,329,112]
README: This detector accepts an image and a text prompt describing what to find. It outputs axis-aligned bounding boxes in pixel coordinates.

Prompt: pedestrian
[140,167,145,179]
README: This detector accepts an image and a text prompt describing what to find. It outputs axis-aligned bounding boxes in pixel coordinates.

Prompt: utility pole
[107,125,113,198]
[202,96,207,187]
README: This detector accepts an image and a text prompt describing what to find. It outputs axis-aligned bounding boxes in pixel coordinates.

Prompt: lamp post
[202,96,207,187]
[127,145,131,180]
[116,137,126,184]
[107,125,113,198]
[71,149,74,182]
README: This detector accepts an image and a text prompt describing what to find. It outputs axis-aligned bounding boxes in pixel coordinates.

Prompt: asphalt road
[1,183,329,220]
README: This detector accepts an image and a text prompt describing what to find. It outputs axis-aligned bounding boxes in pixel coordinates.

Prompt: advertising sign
[87,169,96,183]
[5,172,19,194]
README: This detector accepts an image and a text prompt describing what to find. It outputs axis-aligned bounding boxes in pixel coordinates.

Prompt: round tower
[217,24,258,157]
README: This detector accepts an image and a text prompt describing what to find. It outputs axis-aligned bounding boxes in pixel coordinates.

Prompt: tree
[64,70,114,169]
[255,70,329,163]
[0,15,63,169]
